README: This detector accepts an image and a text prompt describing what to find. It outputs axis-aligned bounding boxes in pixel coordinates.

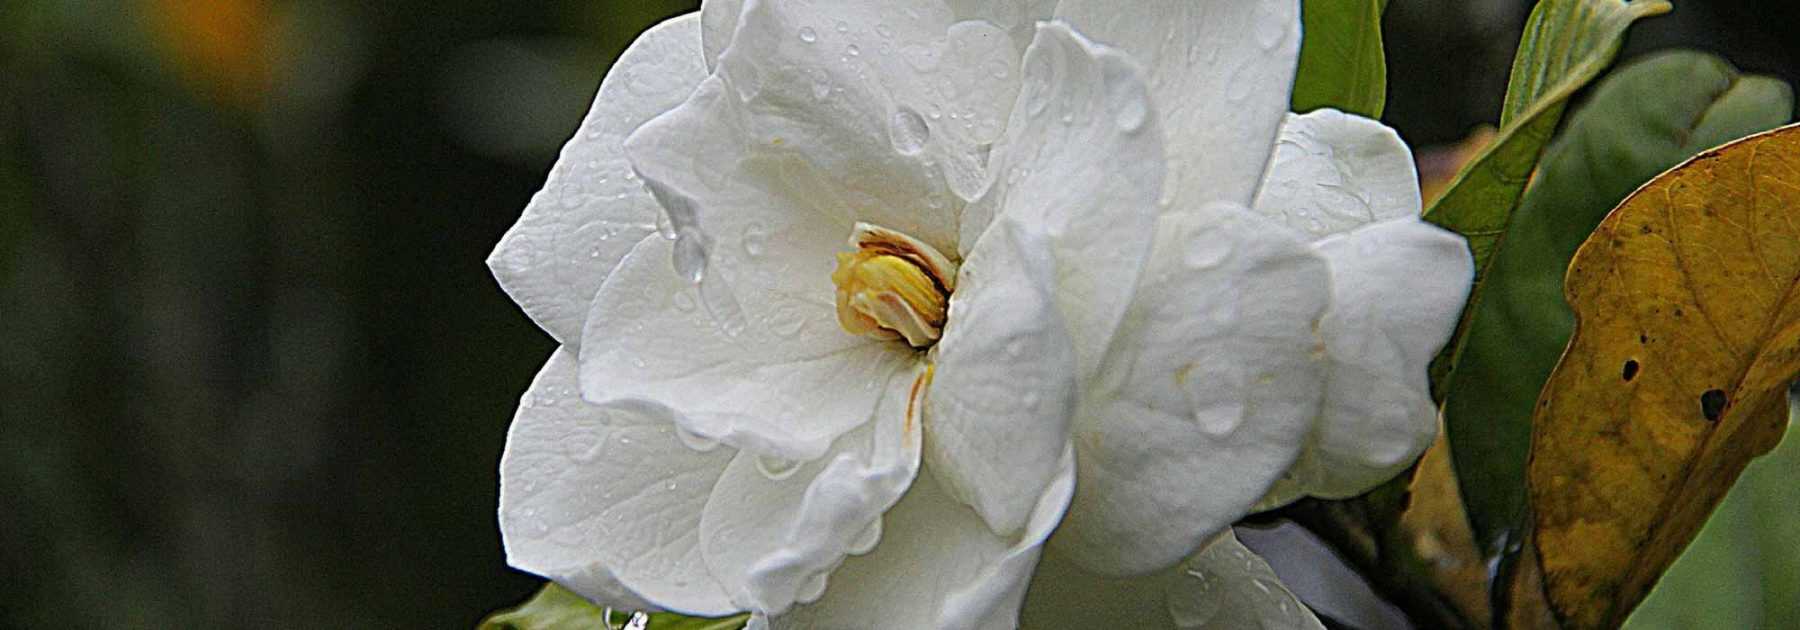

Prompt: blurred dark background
[0,1,1793,627]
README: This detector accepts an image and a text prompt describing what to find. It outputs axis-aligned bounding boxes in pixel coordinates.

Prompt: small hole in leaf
[1622,360,1640,382]
[1700,389,1728,422]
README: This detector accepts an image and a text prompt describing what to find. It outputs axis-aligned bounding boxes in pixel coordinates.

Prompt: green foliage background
[1,0,1797,627]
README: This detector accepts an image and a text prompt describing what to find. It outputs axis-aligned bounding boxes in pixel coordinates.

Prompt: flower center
[830,223,957,348]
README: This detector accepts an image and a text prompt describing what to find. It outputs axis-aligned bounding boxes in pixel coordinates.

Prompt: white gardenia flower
[488,1,1472,628]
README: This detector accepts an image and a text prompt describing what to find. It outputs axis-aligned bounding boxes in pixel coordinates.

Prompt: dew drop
[849,519,882,554]
[672,225,710,284]
[771,315,806,338]
[875,23,894,38]
[742,222,770,258]
[675,425,720,452]
[699,276,748,337]
[1100,59,1147,132]
[672,289,697,313]
[798,571,830,604]
[985,58,1010,79]
[755,454,801,480]
[1226,62,1257,101]
[845,44,861,57]
[1005,337,1026,357]
[798,26,817,43]
[1184,237,1233,270]
[834,20,849,33]
[900,43,940,72]
[655,210,678,240]
[889,107,930,156]
[1253,7,1286,49]
[1023,58,1053,118]
[812,79,833,101]
[1159,161,1184,208]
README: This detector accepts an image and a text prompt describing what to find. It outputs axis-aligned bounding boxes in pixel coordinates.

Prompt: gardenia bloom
[489,1,1471,628]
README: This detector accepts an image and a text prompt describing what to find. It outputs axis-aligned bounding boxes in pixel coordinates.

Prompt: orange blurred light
[144,0,271,106]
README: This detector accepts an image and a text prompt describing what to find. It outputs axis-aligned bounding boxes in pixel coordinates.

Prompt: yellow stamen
[830,223,956,347]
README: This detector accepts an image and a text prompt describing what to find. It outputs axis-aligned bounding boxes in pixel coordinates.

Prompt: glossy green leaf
[1423,0,1669,400]
[481,583,748,630]
[1442,50,1793,554]
[1292,0,1388,117]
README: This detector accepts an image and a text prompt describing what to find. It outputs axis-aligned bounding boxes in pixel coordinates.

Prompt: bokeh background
[1,1,1794,627]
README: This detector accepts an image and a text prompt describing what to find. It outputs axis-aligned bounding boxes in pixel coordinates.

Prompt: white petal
[944,0,1059,52]
[927,216,1077,536]
[966,21,1166,382]
[1054,0,1300,211]
[634,0,979,258]
[487,14,706,346]
[1167,531,1326,630]
[1252,110,1423,240]
[1053,203,1331,576]
[773,447,1077,630]
[500,349,736,615]
[701,0,745,71]
[1291,219,1471,499]
[579,234,911,461]
[1023,530,1325,630]
[698,363,927,615]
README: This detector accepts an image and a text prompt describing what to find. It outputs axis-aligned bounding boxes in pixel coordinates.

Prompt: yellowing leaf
[1528,124,1800,629]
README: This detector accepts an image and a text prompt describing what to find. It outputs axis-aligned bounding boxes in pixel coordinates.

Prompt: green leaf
[1423,0,1669,398]
[1292,0,1389,117]
[1442,50,1793,555]
[481,583,748,630]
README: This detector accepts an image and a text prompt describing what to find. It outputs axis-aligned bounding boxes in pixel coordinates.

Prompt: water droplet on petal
[875,23,894,38]
[672,289,697,313]
[1100,59,1147,132]
[889,107,930,155]
[798,27,817,43]
[1226,62,1257,101]
[1184,238,1233,270]
[845,44,860,57]
[672,226,710,284]
[676,426,720,452]
[755,454,801,480]
[699,275,748,337]
[834,20,849,33]
[1254,7,1286,49]
[849,519,882,554]
[1023,55,1053,117]
[742,222,770,257]
[985,58,1010,79]
[771,314,806,338]
[901,43,940,72]
[798,571,829,604]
